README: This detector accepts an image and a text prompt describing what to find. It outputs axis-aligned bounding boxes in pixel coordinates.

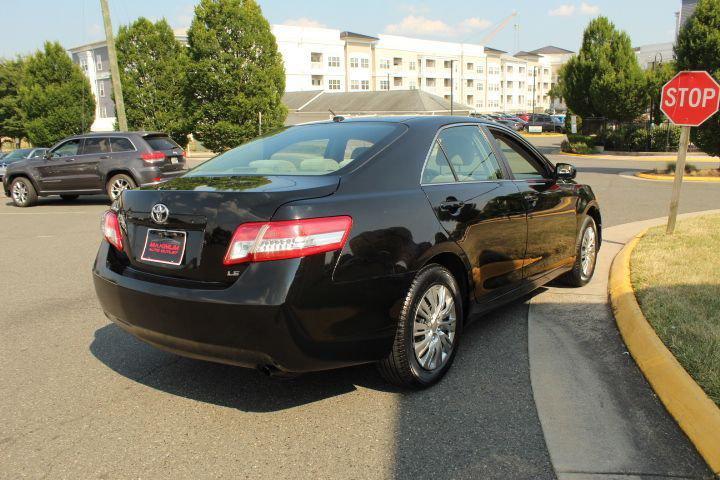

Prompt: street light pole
[100,0,127,131]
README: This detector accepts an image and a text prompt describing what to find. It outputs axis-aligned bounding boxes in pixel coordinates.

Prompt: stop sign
[661,71,720,126]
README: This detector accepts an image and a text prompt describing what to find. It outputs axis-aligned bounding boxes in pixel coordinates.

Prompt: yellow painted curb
[558,152,719,162]
[521,133,565,138]
[635,172,720,183]
[609,229,720,475]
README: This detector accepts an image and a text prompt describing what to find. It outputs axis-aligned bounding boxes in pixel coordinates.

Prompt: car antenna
[329,108,344,122]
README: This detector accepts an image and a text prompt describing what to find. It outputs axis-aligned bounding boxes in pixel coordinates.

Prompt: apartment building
[70,24,571,130]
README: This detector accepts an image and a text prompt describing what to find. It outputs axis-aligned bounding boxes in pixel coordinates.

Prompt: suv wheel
[10,177,37,207]
[378,264,462,388]
[106,174,136,201]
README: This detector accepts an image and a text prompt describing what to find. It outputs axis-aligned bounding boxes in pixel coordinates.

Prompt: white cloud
[459,17,492,31]
[398,4,431,15]
[385,15,491,37]
[580,2,600,14]
[549,4,576,16]
[386,15,455,36]
[282,17,327,28]
[174,4,194,29]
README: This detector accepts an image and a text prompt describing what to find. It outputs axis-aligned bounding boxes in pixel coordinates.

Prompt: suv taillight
[102,210,123,250]
[223,216,352,265]
[141,151,165,163]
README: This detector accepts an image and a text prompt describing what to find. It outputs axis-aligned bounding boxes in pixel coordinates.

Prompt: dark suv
[524,114,565,133]
[3,132,187,207]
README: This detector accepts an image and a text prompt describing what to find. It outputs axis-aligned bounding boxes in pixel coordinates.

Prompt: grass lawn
[631,214,720,406]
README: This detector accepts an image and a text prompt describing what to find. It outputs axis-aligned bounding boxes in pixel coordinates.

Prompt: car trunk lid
[115,175,340,284]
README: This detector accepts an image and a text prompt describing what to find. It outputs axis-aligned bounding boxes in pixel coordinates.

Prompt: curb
[635,172,720,183]
[558,152,717,162]
[521,133,566,138]
[609,228,720,476]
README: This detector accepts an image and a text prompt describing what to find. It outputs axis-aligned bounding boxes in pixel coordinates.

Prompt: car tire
[378,264,463,388]
[10,177,37,207]
[60,194,79,201]
[106,174,136,201]
[560,215,598,287]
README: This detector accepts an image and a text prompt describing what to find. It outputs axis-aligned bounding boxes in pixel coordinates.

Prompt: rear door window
[187,122,405,177]
[436,126,503,182]
[82,137,111,155]
[490,131,549,180]
[110,137,135,152]
[144,136,180,151]
[422,141,455,184]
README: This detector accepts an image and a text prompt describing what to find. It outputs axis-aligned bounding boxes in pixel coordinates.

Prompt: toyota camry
[93,116,601,388]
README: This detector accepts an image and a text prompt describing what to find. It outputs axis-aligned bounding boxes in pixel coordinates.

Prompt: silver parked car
[0,148,48,180]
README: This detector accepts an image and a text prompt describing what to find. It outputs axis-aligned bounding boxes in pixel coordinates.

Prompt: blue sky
[0,0,680,58]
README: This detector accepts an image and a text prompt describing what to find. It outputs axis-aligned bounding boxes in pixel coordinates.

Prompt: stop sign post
[660,71,720,234]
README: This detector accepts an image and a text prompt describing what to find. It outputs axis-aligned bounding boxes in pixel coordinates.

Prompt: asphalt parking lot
[2,140,719,479]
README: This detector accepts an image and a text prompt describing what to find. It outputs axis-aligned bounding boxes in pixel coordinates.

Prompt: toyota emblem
[151,203,170,224]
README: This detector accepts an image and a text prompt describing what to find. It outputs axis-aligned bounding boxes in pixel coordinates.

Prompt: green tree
[116,17,190,146]
[185,0,286,152]
[0,58,27,144]
[675,0,720,157]
[560,16,647,122]
[18,42,95,146]
[645,62,676,125]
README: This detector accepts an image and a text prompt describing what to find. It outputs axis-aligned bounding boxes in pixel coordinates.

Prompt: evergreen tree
[18,42,95,146]
[560,17,647,122]
[0,58,28,144]
[185,0,286,152]
[116,17,190,146]
[675,0,720,157]
[645,62,676,126]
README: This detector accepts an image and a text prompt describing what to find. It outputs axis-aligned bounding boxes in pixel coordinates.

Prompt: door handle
[64,158,74,163]
[99,155,109,160]
[440,197,464,212]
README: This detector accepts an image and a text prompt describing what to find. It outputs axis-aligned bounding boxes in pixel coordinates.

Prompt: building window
[466,95,474,105]
[408,79,416,90]
[379,59,390,69]
[507,81,514,89]
[475,101,484,108]
[393,57,402,67]
[477,65,484,74]
[466,62,474,71]
[519,67,525,74]
[543,69,549,76]
[380,80,389,91]
[361,58,369,68]
[350,80,360,90]
[100,105,107,117]
[476,83,483,91]
[466,79,473,87]
[98,81,105,97]
[328,56,340,67]
[96,54,103,71]
[444,78,451,87]
[311,75,322,87]
[444,95,450,100]
[393,77,402,87]
[350,57,359,68]
[311,52,322,63]
[328,79,340,90]
[507,65,513,73]
[79,58,87,71]
[426,77,436,87]
[444,60,452,69]
[425,59,435,68]
[361,80,370,90]
[543,82,549,89]
[409,61,416,70]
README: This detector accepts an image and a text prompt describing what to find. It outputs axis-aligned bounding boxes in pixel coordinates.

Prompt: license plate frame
[140,229,187,266]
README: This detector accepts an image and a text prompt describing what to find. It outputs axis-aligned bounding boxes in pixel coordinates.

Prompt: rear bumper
[136,167,187,187]
[92,242,403,373]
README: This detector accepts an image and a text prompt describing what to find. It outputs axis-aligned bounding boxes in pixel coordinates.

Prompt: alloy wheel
[110,178,131,200]
[413,284,457,371]
[580,226,597,278]
[12,181,28,205]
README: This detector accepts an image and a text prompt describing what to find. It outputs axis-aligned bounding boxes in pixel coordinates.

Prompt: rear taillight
[102,210,123,250]
[223,216,352,265]
[141,151,165,163]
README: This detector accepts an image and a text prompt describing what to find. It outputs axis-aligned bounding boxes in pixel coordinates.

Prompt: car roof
[300,115,518,135]
[66,131,167,139]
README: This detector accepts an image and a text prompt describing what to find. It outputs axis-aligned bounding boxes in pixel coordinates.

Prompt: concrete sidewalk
[528,210,720,480]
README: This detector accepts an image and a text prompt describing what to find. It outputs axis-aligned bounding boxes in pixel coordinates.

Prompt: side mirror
[555,162,576,180]
[44,151,53,160]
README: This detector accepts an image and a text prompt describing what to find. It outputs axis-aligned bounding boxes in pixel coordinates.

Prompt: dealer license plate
[140,229,186,265]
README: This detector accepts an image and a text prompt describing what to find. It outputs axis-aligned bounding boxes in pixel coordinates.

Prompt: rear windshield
[144,135,180,151]
[3,149,33,161]
[186,122,405,177]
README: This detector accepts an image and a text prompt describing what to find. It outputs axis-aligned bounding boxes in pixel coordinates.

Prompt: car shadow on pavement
[90,323,399,412]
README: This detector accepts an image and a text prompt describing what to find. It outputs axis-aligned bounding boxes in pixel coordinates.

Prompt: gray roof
[484,47,507,55]
[340,31,379,41]
[515,51,541,58]
[528,45,574,55]
[282,90,323,110]
[282,90,471,125]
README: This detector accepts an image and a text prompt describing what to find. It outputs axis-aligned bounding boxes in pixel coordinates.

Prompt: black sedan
[93,117,601,388]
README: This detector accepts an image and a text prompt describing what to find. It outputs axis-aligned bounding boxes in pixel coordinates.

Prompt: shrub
[650,125,681,152]
[561,139,594,154]
[665,162,699,174]
[566,133,595,147]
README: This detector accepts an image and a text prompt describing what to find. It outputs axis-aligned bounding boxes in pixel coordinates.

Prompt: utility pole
[450,60,454,115]
[100,0,127,131]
